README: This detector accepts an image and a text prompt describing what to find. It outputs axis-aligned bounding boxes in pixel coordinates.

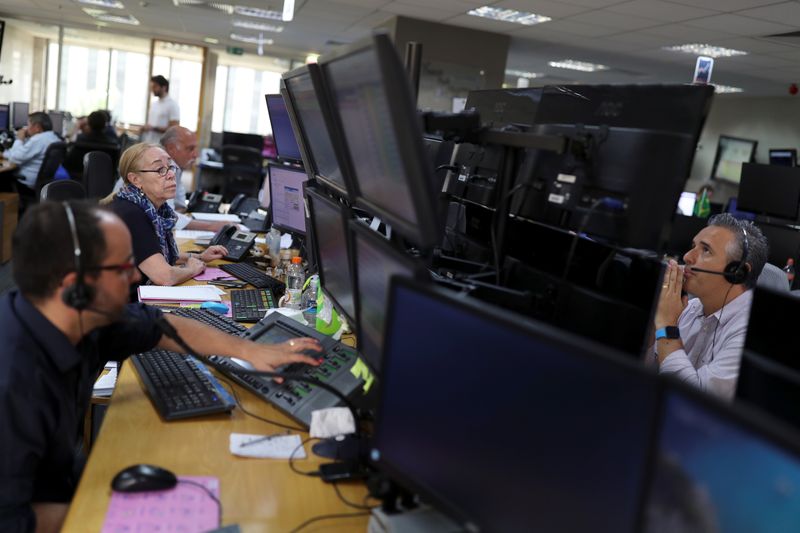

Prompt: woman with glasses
[111,143,227,287]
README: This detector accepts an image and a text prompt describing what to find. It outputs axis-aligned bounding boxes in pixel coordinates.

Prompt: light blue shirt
[5,130,61,188]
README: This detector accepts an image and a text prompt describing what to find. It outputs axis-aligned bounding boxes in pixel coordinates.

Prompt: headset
[689,225,750,285]
[62,202,95,310]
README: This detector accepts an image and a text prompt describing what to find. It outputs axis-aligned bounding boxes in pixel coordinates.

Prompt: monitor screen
[351,221,421,375]
[47,111,64,136]
[268,165,308,235]
[320,33,440,247]
[265,94,302,162]
[283,67,349,196]
[738,163,800,220]
[677,191,696,216]
[0,104,8,132]
[712,135,758,184]
[665,215,707,258]
[643,386,800,533]
[754,222,800,268]
[11,102,28,130]
[464,87,542,128]
[305,187,355,324]
[221,131,263,151]
[372,280,658,532]
[769,149,796,167]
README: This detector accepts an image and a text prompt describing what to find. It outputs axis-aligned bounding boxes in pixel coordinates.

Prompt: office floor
[0,261,15,296]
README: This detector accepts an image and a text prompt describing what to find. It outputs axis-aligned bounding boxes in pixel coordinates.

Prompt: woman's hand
[200,245,228,263]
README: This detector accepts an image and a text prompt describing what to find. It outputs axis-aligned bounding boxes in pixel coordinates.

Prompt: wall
[0,21,36,104]
[687,95,800,204]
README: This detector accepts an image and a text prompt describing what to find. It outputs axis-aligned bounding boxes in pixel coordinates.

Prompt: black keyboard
[168,307,248,336]
[131,349,236,421]
[220,263,286,295]
[231,289,277,322]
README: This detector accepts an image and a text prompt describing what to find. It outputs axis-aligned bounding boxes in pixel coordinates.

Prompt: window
[108,49,149,125]
[212,64,282,135]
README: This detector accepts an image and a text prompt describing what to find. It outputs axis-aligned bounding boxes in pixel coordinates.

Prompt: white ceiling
[3,0,800,95]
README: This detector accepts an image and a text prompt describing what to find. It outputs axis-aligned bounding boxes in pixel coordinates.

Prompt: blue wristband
[655,326,680,340]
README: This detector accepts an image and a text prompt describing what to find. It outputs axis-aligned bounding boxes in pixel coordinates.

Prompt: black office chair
[221,145,263,200]
[83,151,115,199]
[64,141,120,181]
[40,179,86,201]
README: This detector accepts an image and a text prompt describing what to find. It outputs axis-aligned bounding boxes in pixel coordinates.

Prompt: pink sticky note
[101,475,220,533]
[194,267,236,281]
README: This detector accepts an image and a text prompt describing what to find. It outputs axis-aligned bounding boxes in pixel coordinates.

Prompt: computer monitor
[47,111,65,137]
[664,215,707,258]
[304,185,355,325]
[350,220,425,375]
[464,87,542,129]
[319,32,441,248]
[264,94,302,163]
[736,287,800,432]
[754,222,800,269]
[509,84,714,250]
[642,382,800,532]
[372,279,658,532]
[738,162,800,220]
[769,148,796,167]
[268,164,308,235]
[221,131,263,151]
[0,104,8,132]
[11,102,29,130]
[282,64,353,199]
[711,135,758,184]
[677,191,696,216]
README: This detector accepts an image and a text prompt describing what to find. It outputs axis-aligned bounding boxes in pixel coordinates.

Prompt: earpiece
[62,202,95,310]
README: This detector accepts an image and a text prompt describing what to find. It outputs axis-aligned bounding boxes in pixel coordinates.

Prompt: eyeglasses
[136,164,178,177]
[86,262,138,277]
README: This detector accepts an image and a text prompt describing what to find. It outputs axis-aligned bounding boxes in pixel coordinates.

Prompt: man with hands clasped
[652,213,767,400]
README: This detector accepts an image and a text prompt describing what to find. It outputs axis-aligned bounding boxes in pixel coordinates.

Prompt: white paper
[176,230,215,240]
[264,307,308,325]
[280,233,292,249]
[191,213,242,223]
[229,433,306,459]
[93,366,118,397]
[138,285,222,302]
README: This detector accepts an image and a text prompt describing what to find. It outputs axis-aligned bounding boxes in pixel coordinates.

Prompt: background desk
[63,247,370,532]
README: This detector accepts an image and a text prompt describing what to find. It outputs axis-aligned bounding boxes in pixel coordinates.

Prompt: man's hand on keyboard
[246,338,323,379]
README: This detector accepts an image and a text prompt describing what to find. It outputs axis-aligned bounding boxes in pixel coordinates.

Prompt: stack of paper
[191,213,241,223]
[93,362,118,397]
[138,285,223,303]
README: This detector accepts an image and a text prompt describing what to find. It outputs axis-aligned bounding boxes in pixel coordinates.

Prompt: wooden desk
[64,245,370,532]
[0,159,17,174]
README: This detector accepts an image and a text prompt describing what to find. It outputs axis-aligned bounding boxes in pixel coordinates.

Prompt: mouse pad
[102,475,220,532]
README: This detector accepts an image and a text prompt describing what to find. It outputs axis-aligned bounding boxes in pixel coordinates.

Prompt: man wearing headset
[653,213,767,400]
[0,202,322,533]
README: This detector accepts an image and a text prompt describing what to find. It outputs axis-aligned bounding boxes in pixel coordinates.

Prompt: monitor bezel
[769,148,797,167]
[10,101,29,130]
[264,93,303,164]
[267,162,309,236]
[318,31,442,249]
[711,134,758,184]
[737,162,800,220]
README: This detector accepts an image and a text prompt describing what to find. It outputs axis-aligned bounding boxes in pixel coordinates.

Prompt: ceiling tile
[561,0,631,7]
[494,0,593,18]
[660,0,786,11]
[683,14,797,37]
[529,18,621,37]
[380,1,464,21]
[567,10,663,31]
[714,37,800,55]
[608,0,717,23]
[737,2,800,26]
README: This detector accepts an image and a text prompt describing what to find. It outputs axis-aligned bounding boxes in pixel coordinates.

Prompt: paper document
[175,230,215,240]
[93,362,118,397]
[230,433,306,459]
[191,213,241,223]
[138,285,222,302]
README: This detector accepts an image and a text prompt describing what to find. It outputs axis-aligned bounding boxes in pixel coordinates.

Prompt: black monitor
[47,111,64,136]
[371,278,658,532]
[754,222,800,268]
[264,94,301,163]
[319,32,441,248]
[304,185,355,325]
[769,148,796,167]
[711,135,758,184]
[665,215,707,258]
[350,220,425,375]
[509,84,714,250]
[736,287,800,432]
[0,104,8,132]
[282,64,353,199]
[738,162,800,220]
[464,87,542,128]
[221,131,263,151]
[11,102,28,130]
[268,163,308,236]
[642,382,800,532]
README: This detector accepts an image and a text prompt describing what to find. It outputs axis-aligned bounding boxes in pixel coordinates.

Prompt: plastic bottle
[784,258,795,285]
[302,274,319,311]
[285,257,305,309]
[266,227,281,261]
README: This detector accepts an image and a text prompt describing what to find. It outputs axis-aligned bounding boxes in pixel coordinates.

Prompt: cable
[288,511,370,533]
[436,164,458,173]
[217,377,305,432]
[289,436,321,477]
[333,482,378,511]
[177,479,222,528]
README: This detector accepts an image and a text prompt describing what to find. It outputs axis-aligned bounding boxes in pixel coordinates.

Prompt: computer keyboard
[220,263,286,295]
[230,288,277,322]
[167,307,248,336]
[131,349,236,421]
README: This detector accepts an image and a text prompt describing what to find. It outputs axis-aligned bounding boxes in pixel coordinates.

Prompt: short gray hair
[707,213,768,289]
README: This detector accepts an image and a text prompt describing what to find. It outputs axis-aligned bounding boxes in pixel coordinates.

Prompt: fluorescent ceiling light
[82,7,106,16]
[232,19,283,32]
[234,5,283,20]
[663,43,747,58]
[96,13,140,25]
[306,54,319,64]
[76,0,124,8]
[204,37,219,44]
[283,0,295,22]
[230,33,274,45]
[467,6,551,26]
[713,84,743,93]
[548,59,608,72]
[505,69,542,79]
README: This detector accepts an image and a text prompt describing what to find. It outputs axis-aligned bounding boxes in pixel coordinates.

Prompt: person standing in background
[141,75,179,144]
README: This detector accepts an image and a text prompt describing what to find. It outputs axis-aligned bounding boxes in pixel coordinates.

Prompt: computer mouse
[201,301,229,314]
[111,464,178,493]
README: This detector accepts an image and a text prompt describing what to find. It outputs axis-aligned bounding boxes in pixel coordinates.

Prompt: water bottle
[784,258,795,285]
[302,274,319,311]
[285,257,305,309]
[266,227,281,261]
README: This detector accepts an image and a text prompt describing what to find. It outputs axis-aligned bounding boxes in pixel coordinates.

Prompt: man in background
[4,112,60,193]
[141,75,179,144]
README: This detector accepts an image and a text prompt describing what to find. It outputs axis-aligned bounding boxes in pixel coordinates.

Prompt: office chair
[40,179,86,201]
[64,141,120,181]
[83,151,115,199]
[757,263,791,293]
[221,145,263,200]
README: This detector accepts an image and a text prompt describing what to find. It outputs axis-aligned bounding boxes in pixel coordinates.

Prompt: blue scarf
[117,183,180,265]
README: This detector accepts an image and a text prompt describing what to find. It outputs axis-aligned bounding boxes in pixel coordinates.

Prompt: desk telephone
[210,225,257,261]
[230,193,270,233]
[187,191,223,213]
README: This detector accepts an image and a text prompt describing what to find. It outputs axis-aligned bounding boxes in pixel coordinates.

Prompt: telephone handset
[229,193,270,233]
[187,191,223,213]
[209,224,257,262]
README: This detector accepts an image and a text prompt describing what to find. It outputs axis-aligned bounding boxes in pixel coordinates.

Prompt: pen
[240,430,291,448]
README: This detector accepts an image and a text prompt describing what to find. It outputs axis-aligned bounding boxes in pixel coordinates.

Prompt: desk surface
[63,246,370,532]
[0,159,17,174]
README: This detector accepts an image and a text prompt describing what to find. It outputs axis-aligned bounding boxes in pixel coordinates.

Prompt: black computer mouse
[111,464,178,492]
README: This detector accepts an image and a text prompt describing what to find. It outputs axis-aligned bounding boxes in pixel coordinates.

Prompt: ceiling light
[505,69,542,79]
[232,19,283,32]
[306,53,319,64]
[548,59,608,72]
[234,5,283,20]
[663,44,747,58]
[207,2,234,14]
[82,7,107,16]
[96,13,140,24]
[713,84,743,93]
[204,37,219,44]
[230,33,274,45]
[76,0,125,8]
[467,6,551,26]
[283,0,295,22]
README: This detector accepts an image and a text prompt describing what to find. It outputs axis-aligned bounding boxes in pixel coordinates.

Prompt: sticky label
[548,194,565,205]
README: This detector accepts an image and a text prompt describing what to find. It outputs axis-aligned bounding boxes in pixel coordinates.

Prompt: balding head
[161,126,198,170]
